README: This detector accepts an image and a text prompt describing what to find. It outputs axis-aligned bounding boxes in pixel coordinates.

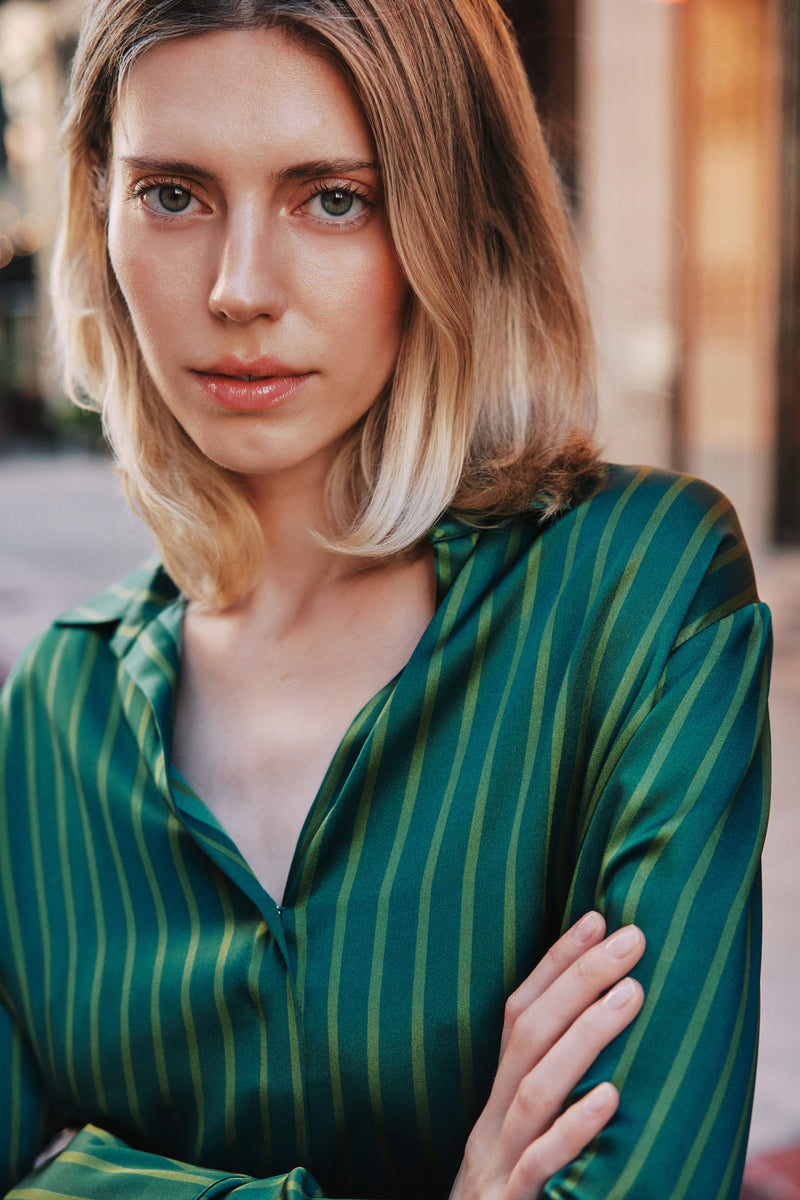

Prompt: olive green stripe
[602,835,763,1199]
[166,818,206,1157]
[285,971,309,1163]
[585,468,650,610]
[31,639,69,1078]
[91,690,125,1109]
[673,587,760,647]
[707,538,747,575]
[563,473,653,833]
[60,636,99,1106]
[505,503,591,947]
[92,680,147,1121]
[245,924,271,1163]
[540,505,597,912]
[129,741,177,1122]
[563,790,764,1198]
[580,493,728,837]
[582,494,729,819]
[714,1028,759,1200]
[666,910,753,1199]
[327,699,394,1167]
[138,628,177,688]
[501,535,545,985]
[295,685,390,874]
[583,472,681,708]
[602,618,732,896]
[57,1152,216,1184]
[410,570,496,1154]
[211,879,238,1158]
[117,752,148,1131]
[455,591,496,1112]
[617,615,765,921]
[366,555,475,1165]
[565,716,769,1197]
[67,646,111,1116]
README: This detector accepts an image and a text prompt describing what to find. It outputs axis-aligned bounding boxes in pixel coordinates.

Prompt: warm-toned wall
[578,0,781,551]
[676,0,781,548]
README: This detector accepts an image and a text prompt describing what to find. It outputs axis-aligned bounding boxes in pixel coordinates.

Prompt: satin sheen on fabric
[0,464,771,1199]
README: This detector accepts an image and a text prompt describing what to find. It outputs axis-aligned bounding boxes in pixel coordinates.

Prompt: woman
[0,1,770,1197]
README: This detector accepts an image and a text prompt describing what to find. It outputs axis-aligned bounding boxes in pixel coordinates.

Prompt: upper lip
[196,357,310,380]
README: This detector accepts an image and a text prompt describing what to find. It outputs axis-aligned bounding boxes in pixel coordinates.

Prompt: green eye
[320,189,354,217]
[158,186,192,213]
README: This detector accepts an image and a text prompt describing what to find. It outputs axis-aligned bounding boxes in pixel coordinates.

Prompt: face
[106,28,408,490]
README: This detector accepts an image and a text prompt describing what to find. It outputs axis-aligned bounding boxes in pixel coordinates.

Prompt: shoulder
[0,557,179,714]
[545,463,764,654]
[575,463,743,543]
[446,464,763,652]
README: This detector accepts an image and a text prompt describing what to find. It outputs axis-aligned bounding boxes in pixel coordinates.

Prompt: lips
[193,358,314,412]
[199,356,307,380]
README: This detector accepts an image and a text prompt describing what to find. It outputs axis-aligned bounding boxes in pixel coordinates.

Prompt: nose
[208,208,288,323]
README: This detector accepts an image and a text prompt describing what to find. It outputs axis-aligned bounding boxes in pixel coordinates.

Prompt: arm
[542,599,771,1198]
[0,996,53,1196]
[5,917,644,1200]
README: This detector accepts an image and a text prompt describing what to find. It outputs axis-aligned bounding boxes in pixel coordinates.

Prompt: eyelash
[302,181,374,226]
[128,176,204,220]
[127,176,375,227]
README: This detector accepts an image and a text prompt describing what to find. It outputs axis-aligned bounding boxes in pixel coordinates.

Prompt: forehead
[111,27,374,164]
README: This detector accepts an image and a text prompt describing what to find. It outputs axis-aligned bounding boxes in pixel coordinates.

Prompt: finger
[500,976,643,1164]
[493,926,645,1113]
[503,1083,619,1200]
[500,913,606,1058]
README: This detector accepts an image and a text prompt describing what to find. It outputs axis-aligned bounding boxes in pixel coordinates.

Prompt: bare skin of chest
[172,548,436,902]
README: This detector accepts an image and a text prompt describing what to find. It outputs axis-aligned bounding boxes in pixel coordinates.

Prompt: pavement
[1,449,799,1191]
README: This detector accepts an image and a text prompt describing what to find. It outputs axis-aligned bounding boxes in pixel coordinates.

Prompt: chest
[172,556,437,901]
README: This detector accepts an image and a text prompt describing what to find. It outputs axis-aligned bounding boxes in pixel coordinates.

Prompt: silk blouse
[0,464,771,1199]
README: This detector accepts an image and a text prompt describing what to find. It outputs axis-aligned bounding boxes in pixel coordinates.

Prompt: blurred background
[0,0,797,1194]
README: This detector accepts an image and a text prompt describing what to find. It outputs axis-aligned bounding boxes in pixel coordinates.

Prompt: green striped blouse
[0,464,771,1199]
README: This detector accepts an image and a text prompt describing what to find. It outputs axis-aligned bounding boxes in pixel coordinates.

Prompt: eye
[134,181,204,217]
[319,189,356,217]
[155,185,194,213]
[305,185,370,223]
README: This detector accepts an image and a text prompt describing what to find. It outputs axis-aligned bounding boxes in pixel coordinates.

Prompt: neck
[224,457,363,631]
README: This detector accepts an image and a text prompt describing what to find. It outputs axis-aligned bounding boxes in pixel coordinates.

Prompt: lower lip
[195,371,313,412]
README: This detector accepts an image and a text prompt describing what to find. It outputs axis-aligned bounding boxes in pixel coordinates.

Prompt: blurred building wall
[578,0,782,552]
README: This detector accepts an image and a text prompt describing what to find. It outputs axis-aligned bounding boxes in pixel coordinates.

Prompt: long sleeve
[0,467,773,1200]
[7,1126,328,1199]
[543,598,771,1197]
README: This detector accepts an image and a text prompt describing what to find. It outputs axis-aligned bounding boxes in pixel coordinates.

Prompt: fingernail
[574,911,603,943]
[583,1082,616,1113]
[603,978,637,1009]
[605,926,641,959]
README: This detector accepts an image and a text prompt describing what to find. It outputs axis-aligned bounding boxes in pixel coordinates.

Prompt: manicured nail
[603,978,637,1009]
[605,926,641,959]
[583,1082,616,1113]
[574,911,604,943]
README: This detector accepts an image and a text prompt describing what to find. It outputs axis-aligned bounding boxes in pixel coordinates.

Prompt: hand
[449,912,645,1200]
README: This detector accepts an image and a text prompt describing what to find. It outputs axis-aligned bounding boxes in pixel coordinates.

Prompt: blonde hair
[52,0,598,608]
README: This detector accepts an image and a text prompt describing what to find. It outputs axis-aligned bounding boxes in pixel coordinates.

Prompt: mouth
[193,362,314,413]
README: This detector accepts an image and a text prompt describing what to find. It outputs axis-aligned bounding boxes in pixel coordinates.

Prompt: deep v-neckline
[167,530,463,912]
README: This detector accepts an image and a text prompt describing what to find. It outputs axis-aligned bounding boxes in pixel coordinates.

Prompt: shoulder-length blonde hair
[52,0,598,608]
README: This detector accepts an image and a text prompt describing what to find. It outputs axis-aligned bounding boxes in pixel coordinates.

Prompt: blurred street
[0,449,798,1173]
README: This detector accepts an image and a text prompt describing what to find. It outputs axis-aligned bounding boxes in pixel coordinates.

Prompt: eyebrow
[119,156,379,182]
